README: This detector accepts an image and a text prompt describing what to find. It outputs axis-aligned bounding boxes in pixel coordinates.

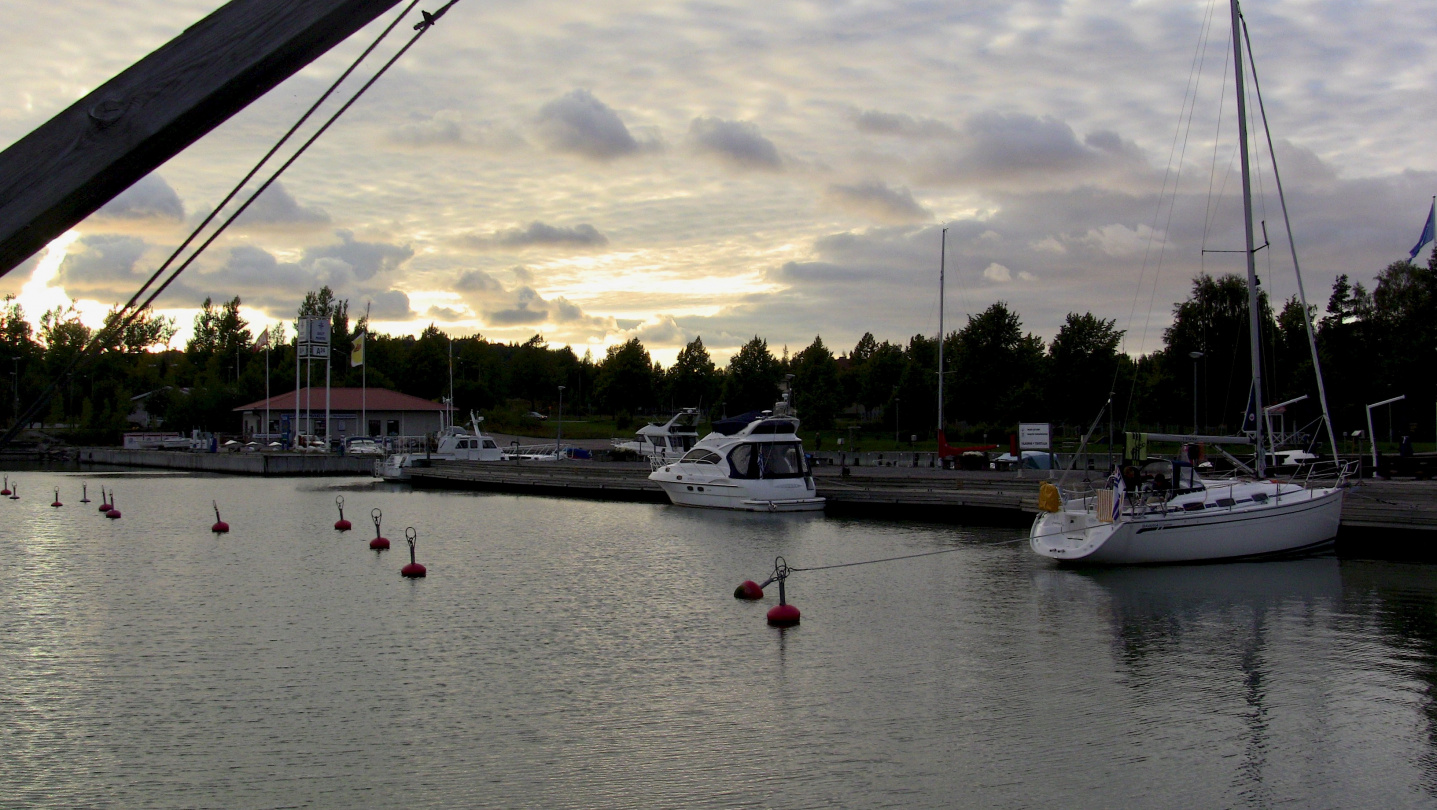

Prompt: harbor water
[3,469,1437,808]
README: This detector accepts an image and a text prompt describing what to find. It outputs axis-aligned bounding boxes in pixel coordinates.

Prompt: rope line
[790,537,1029,573]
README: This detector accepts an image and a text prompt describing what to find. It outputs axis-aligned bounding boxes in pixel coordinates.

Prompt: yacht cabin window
[728,442,806,479]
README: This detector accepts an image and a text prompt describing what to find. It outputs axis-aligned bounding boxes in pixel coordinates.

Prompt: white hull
[1031,485,1343,564]
[653,475,825,512]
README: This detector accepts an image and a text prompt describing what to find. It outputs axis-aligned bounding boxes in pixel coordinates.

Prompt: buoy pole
[765,556,800,627]
[1,476,10,496]
[105,492,121,519]
[334,495,352,531]
[51,487,62,508]
[99,486,111,511]
[8,482,17,500]
[369,507,389,550]
[401,527,426,577]
[80,483,90,503]
[211,500,230,534]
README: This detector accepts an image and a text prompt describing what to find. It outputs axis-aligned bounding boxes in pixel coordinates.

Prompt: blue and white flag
[1410,199,1435,260]
[1108,471,1125,520]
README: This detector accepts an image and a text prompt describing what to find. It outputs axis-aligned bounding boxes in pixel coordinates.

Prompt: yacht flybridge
[1030,0,1355,565]
[611,408,701,462]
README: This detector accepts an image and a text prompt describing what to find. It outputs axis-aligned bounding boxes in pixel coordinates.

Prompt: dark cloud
[55,234,150,298]
[824,181,932,224]
[689,117,782,171]
[427,306,467,320]
[96,174,184,221]
[536,89,655,161]
[301,230,413,281]
[385,111,525,152]
[853,110,957,140]
[233,182,330,227]
[362,289,414,321]
[495,222,609,249]
[912,112,1151,191]
[454,269,504,292]
[484,287,548,325]
[457,222,609,252]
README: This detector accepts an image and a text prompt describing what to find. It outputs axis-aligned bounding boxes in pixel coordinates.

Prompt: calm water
[2,469,1436,808]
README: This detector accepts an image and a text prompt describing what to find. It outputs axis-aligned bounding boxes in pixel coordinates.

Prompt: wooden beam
[0,0,403,275]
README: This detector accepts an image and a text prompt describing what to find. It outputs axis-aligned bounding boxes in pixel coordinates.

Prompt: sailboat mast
[1230,0,1266,477]
[938,227,946,435]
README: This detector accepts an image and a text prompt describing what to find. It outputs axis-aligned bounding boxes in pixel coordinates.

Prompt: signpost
[1018,422,1053,477]
[294,317,332,449]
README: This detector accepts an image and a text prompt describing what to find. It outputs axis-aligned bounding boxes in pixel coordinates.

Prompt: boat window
[648,435,664,446]
[750,420,797,435]
[457,440,470,449]
[681,449,722,464]
[728,445,754,478]
[1251,492,1269,503]
[483,440,498,449]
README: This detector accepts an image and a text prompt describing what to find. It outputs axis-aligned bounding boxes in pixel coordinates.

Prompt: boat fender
[1038,482,1062,513]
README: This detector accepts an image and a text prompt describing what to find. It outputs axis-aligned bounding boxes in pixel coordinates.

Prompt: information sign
[1018,422,1051,451]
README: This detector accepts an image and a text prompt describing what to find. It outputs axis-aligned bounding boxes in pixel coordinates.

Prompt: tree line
[0,250,1431,447]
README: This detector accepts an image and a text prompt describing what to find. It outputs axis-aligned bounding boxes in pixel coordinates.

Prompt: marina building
[234,387,448,442]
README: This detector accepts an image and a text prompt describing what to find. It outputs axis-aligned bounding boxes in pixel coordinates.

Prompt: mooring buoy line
[0,0,461,449]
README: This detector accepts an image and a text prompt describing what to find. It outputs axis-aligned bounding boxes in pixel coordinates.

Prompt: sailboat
[1029,0,1356,565]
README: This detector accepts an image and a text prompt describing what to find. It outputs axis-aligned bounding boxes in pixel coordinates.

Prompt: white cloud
[982,262,1012,282]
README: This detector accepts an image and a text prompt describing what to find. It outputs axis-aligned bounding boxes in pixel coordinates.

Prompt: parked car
[524,411,548,420]
[346,438,383,457]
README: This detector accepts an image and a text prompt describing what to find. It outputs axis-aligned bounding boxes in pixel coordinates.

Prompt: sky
[1,0,1433,366]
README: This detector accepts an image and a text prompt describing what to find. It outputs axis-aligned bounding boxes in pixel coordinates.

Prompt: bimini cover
[712,411,763,436]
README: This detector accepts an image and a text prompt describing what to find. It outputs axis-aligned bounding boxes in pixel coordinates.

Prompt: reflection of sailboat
[1030,0,1354,564]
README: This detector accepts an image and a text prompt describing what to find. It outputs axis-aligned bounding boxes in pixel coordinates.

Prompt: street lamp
[1188,351,1204,434]
[557,385,565,456]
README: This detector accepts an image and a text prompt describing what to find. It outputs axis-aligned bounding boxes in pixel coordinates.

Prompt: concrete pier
[402,460,1437,557]
[79,447,375,476]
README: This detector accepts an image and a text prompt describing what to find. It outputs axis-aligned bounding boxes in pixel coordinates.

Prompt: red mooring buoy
[764,557,800,627]
[334,495,352,531]
[734,580,765,600]
[1,476,10,496]
[370,507,389,550]
[99,487,112,512]
[105,492,121,519]
[211,500,230,534]
[400,527,426,577]
[51,488,62,508]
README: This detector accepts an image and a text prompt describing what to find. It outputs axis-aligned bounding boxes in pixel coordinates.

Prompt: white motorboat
[611,408,701,463]
[381,412,502,480]
[649,391,823,512]
[1031,0,1355,565]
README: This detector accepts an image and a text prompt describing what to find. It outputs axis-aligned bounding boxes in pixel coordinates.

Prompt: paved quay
[401,460,1437,552]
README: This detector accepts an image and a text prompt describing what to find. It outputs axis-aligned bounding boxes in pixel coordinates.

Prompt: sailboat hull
[1031,486,1343,565]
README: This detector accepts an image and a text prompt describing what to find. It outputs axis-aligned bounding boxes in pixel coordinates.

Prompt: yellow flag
[351,332,365,367]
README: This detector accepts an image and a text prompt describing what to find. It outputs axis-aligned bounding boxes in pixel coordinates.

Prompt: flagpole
[362,302,369,437]
[264,331,270,445]
[294,320,301,450]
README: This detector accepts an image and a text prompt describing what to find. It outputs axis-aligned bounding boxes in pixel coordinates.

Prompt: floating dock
[78,447,374,476]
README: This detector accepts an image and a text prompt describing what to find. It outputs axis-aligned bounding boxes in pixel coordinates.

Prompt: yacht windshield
[728,442,806,479]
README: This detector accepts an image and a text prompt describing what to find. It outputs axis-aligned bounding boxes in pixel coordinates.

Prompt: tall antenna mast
[937,227,946,435]
[1230,0,1266,477]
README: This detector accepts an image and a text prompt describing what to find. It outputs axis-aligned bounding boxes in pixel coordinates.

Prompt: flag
[351,332,365,367]
[252,329,269,352]
[1410,199,1435,260]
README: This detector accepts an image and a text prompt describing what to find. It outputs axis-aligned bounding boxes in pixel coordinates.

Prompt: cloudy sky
[1,0,1433,365]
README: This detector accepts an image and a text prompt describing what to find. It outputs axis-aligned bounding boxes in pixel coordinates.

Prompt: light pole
[10,356,19,422]
[557,385,565,456]
[1189,351,1204,434]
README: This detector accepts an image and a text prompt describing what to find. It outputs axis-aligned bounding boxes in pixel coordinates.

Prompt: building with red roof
[234,387,449,442]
